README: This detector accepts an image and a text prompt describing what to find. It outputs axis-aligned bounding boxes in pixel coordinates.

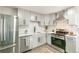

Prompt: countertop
[19,32,45,37]
[19,34,33,37]
[47,32,55,34]
[65,35,77,37]
[19,32,55,37]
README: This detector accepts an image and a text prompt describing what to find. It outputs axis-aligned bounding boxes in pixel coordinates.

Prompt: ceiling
[11,6,71,14]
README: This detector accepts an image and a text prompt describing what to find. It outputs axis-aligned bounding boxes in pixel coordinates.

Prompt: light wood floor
[28,44,60,53]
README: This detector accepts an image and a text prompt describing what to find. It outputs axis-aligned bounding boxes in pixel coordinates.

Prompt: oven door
[51,37,65,50]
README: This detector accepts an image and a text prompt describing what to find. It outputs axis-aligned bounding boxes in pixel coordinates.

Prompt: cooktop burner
[56,31,68,36]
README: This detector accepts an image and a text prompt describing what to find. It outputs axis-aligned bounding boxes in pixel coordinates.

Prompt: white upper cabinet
[40,14,56,26]
[44,15,50,25]
[64,7,79,26]
[49,14,56,25]
[40,15,45,26]
[40,15,51,26]
[30,12,37,21]
[18,9,30,26]
[30,12,40,22]
[36,14,41,21]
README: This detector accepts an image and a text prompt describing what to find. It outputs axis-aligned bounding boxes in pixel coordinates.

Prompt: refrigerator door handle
[1,15,4,42]
[24,39,26,47]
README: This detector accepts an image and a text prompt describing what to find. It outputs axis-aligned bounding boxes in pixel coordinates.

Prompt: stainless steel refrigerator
[0,14,18,53]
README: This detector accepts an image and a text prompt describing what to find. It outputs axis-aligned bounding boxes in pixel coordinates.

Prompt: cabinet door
[29,36,33,49]
[47,34,51,45]
[66,37,76,53]
[30,12,38,21]
[40,15,45,26]
[41,33,46,44]
[37,33,46,46]
[32,34,38,48]
[18,9,30,26]
[44,15,50,25]
[36,33,42,46]
[64,8,78,25]
[37,36,42,46]
[36,14,41,21]
[68,14,76,25]
[49,14,56,25]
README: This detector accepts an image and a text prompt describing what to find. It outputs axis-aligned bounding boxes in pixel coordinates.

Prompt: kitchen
[0,6,79,53]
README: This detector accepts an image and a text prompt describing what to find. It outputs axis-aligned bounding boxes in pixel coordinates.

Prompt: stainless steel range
[51,29,68,53]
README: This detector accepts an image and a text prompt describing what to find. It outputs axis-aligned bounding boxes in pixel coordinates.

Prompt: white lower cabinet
[47,33,51,45]
[42,33,46,44]
[37,34,42,46]
[19,33,46,51]
[29,36,33,49]
[32,33,46,49]
[37,33,46,46]
[32,34,38,48]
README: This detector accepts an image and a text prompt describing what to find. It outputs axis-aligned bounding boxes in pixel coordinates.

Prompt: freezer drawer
[0,47,14,53]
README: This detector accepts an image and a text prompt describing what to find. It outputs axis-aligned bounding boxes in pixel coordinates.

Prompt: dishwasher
[19,36,30,53]
[66,36,76,53]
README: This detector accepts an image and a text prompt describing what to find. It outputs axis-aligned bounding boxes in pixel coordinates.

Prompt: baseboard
[31,43,47,50]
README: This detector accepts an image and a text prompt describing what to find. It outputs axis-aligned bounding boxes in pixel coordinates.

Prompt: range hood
[53,11,66,26]
[56,11,66,21]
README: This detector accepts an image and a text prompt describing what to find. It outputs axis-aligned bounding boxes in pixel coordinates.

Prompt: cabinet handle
[38,37,40,43]
[24,37,30,47]
[24,39,26,46]
[71,39,74,40]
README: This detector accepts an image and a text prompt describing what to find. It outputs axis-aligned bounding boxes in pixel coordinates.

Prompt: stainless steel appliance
[19,36,30,53]
[0,14,18,53]
[66,36,76,53]
[51,29,68,53]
